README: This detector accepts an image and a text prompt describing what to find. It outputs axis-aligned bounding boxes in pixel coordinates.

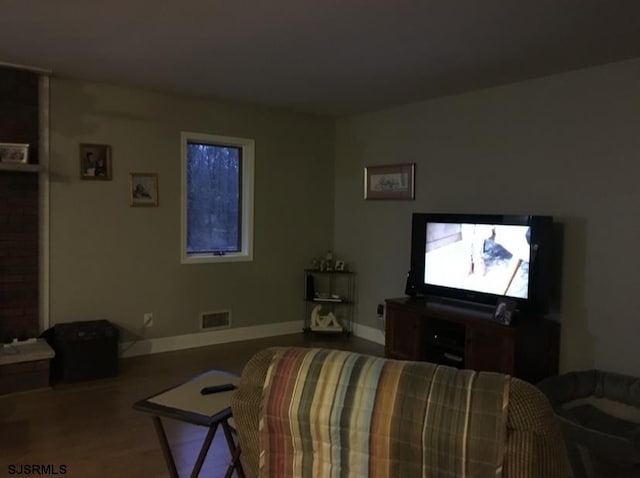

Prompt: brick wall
[0,67,40,343]
[0,68,39,164]
[0,172,39,342]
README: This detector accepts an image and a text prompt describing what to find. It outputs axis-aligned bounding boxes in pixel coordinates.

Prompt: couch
[231,347,572,477]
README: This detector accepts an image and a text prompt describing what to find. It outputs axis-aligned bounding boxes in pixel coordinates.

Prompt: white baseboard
[119,319,386,359]
[119,320,303,358]
[352,322,385,346]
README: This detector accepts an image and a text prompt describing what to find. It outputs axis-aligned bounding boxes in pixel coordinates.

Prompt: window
[181,132,254,263]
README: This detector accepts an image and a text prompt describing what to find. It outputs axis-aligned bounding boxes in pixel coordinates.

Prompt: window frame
[180,131,254,264]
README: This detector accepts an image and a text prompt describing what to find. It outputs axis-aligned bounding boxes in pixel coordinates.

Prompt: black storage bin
[48,320,119,382]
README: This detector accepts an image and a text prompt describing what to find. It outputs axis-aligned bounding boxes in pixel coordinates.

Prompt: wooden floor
[0,333,383,477]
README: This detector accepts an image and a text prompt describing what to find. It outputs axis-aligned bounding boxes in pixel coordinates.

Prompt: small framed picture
[493,298,517,325]
[335,260,346,271]
[364,163,415,200]
[129,173,158,207]
[80,143,112,180]
[0,143,29,164]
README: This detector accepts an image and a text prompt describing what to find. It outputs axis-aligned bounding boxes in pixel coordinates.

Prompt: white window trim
[180,131,254,264]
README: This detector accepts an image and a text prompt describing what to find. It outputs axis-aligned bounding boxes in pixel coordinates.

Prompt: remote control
[200,383,236,395]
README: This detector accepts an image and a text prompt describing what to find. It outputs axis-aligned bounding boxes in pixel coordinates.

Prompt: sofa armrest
[505,378,573,477]
[230,347,281,478]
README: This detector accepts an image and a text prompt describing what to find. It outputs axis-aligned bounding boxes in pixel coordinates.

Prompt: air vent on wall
[200,310,231,330]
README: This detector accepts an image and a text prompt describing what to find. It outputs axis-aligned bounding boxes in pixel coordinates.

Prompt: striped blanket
[259,348,510,478]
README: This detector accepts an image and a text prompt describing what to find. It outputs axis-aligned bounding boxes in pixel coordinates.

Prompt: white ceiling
[1,1,639,117]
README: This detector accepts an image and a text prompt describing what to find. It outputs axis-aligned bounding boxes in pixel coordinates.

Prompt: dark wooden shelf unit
[385,297,559,383]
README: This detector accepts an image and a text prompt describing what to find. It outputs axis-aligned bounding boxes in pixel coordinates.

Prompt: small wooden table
[133,370,244,478]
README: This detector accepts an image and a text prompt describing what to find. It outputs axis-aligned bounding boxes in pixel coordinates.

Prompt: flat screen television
[408,213,554,313]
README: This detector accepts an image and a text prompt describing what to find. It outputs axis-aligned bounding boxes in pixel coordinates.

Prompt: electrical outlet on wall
[143,313,154,327]
[376,304,385,319]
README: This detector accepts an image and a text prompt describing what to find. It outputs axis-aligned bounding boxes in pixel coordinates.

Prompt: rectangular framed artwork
[0,143,29,164]
[364,163,415,200]
[129,173,158,207]
[493,297,517,325]
[80,143,112,180]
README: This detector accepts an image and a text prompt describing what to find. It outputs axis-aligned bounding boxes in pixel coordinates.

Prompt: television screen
[424,222,533,299]
[408,213,554,310]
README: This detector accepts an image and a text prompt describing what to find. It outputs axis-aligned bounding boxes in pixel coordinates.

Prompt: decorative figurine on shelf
[310,305,343,332]
[325,250,334,271]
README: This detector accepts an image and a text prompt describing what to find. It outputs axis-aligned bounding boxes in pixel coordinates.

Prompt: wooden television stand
[384,297,559,384]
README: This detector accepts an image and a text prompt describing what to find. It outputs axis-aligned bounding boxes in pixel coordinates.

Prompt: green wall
[335,58,640,376]
[49,78,334,340]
